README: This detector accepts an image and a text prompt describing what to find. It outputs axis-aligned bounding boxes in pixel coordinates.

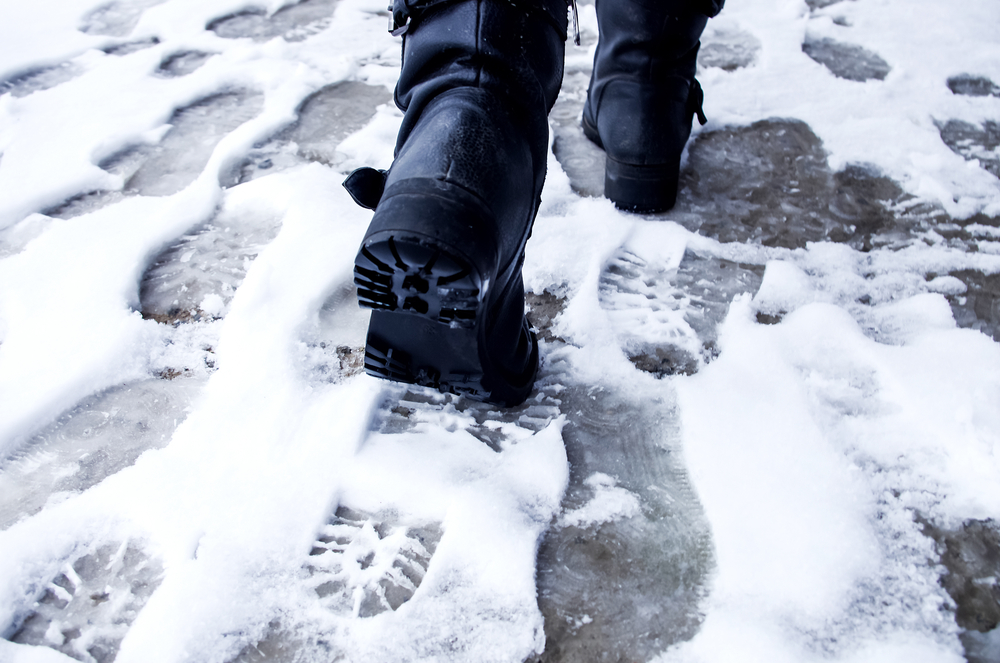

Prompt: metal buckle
[388,3,411,36]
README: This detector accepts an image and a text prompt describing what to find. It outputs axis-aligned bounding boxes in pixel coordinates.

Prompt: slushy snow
[1,0,1000,661]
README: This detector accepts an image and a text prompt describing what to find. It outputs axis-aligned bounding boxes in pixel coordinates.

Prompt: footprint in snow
[79,0,166,37]
[138,202,283,327]
[102,90,265,198]
[697,20,761,72]
[0,34,164,100]
[305,505,442,618]
[0,379,202,531]
[7,540,164,663]
[800,0,892,82]
[100,36,161,56]
[531,379,713,663]
[922,519,1000,661]
[938,119,1000,181]
[232,80,392,186]
[947,74,1000,98]
[208,0,341,44]
[369,382,563,448]
[228,504,444,662]
[801,35,891,82]
[0,63,83,99]
[154,50,214,78]
[674,118,926,251]
[43,90,265,220]
[945,269,1000,343]
[135,186,289,392]
[599,247,764,377]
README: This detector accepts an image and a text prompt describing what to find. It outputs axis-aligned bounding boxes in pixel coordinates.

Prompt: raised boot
[583,0,723,212]
[344,0,567,406]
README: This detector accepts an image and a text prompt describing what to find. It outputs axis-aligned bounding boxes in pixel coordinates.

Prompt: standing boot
[344,0,567,406]
[583,0,723,212]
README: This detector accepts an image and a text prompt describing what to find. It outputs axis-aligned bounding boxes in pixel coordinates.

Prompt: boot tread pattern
[354,236,482,327]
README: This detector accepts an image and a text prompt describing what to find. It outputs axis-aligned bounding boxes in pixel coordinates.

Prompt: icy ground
[1,0,1000,661]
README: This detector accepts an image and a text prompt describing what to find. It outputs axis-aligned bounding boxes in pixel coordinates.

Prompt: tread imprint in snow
[305,505,442,618]
[207,0,340,43]
[0,63,82,99]
[938,119,1000,181]
[79,0,166,37]
[801,37,891,83]
[698,25,761,72]
[0,380,200,531]
[46,90,264,219]
[599,248,765,377]
[155,51,213,77]
[7,541,163,663]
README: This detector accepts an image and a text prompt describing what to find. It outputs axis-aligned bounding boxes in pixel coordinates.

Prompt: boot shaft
[592,0,712,83]
[583,0,722,211]
[386,0,568,265]
[393,0,568,164]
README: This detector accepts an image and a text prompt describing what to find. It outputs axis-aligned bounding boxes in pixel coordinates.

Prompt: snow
[1,0,1000,661]
[559,473,641,528]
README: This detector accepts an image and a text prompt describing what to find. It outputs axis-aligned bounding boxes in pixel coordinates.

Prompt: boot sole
[354,184,538,405]
[582,113,680,213]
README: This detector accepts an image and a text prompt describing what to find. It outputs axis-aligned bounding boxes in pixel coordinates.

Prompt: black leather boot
[344,0,567,406]
[583,0,723,212]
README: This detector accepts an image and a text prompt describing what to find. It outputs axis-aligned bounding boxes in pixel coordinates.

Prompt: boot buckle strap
[690,79,708,126]
[388,0,412,36]
[388,0,462,36]
[389,0,572,39]
[388,5,410,35]
[344,167,388,210]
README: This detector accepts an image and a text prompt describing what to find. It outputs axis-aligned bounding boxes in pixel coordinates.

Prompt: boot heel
[603,157,680,213]
[353,180,538,405]
[355,216,493,399]
[364,311,488,397]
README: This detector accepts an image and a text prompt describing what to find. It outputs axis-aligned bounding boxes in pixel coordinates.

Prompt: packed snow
[1,0,1000,662]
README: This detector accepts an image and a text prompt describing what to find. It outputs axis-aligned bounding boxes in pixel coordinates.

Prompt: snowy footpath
[1,0,1000,661]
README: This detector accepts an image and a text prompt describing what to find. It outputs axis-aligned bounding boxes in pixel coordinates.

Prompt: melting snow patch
[560,473,642,528]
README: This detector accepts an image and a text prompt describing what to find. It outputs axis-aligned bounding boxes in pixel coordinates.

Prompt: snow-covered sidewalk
[1,0,1000,662]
